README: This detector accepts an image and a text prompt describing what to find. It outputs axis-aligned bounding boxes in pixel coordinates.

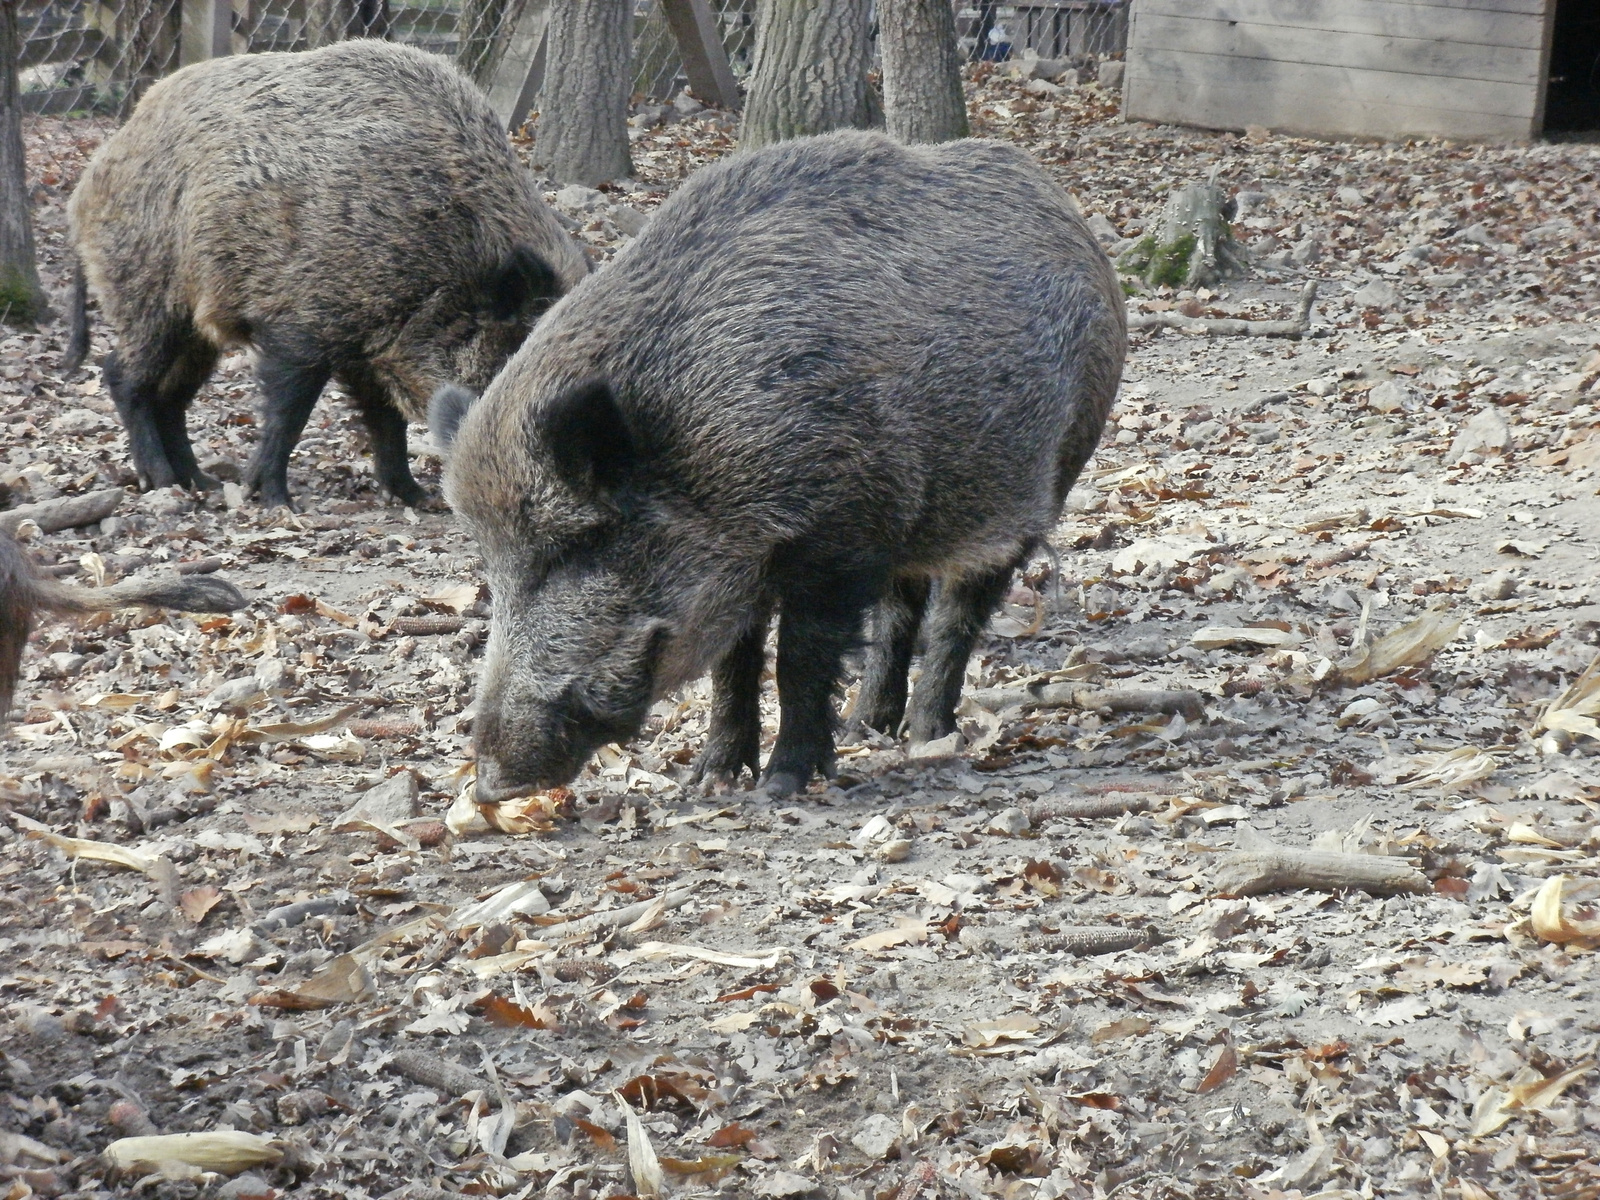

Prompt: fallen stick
[253,896,356,935]
[1034,925,1168,956]
[390,616,465,637]
[1029,793,1163,823]
[968,682,1204,721]
[1213,845,1428,897]
[546,887,695,942]
[0,488,124,535]
[1306,539,1373,573]
[1127,281,1318,339]
[175,557,225,575]
[387,1050,487,1098]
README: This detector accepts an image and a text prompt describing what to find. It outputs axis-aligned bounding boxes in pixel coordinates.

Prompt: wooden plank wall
[1123,0,1556,142]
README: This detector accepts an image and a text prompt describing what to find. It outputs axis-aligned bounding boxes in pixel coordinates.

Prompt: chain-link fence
[16,0,1126,120]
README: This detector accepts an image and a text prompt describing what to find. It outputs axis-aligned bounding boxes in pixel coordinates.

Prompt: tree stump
[1118,182,1247,289]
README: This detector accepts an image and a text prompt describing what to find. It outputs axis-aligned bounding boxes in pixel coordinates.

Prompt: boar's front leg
[854,574,931,736]
[245,354,331,510]
[692,613,769,788]
[104,338,183,491]
[904,561,1019,744]
[150,337,221,491]
[764,570,880,797]
[339,366,426,507]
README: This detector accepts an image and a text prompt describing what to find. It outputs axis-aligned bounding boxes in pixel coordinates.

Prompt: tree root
[1128,282,1318,339]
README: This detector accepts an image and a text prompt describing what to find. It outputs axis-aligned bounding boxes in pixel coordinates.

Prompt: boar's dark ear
[540,379,635,496]
[482,245,563,322]
[429,384,478,453]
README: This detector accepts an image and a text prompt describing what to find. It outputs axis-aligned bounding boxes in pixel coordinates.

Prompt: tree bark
[739,0,874,151]
[879,0,968,143]
[535,0,632,186]
[0,0,47,326]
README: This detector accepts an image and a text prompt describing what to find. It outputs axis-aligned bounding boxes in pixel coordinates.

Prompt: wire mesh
[16,0,1126,121]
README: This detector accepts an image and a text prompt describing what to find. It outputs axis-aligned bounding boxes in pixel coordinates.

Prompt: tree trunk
[304,0,389,48]
[459,0,520,88]
[535,0,631,186]
[0,0,46,326]
[739,0,873,151]
[879,0,967,143]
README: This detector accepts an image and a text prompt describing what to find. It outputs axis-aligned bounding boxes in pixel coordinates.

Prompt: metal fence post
[659,0,739,110]
[486,0,548,131]
[179,0,231,65]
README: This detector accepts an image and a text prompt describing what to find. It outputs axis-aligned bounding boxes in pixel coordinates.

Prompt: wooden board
[1124,0,1554,142]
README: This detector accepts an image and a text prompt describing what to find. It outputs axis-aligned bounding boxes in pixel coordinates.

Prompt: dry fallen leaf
[962,1012,1042,1050]
[249,953,374,1010]
[103,1131,282,1175]
[616,1090,665,1198]
[473,993,559,1030]
[178,886,222,925]
[1534,652,1600,742]
[847,919,930,954]
[1529,875,1600,950]
[1090,1015,1152,1045]
[13,814,162,876]
[1196,1042,1238,1093]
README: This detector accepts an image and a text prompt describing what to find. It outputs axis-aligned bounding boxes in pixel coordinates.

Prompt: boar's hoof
[184,470,221,493]
[759,768,811,799]
[691,739,760,791]
[380,477,428,508]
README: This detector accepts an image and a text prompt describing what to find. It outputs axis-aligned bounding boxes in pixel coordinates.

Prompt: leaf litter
[2,67,1598,1200]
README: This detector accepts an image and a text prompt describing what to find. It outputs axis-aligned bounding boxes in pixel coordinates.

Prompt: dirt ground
[2,69,1599,1200]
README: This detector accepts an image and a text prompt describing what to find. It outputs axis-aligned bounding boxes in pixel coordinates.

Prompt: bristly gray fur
[68,39,589,506]
[444,130,1126,798]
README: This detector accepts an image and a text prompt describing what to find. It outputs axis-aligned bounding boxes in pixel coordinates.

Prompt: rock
[851,1113,901,1160]
[1470,571,1518,601]
[1097,59,1125,90]
[137,487,191,518]
[1233,190,1269,216]
[553,184,607,213]
[222,481,246,509]
[255,658,294,694]
[340,771,420,828]
[672,90,704,116]
[1457,222,1496,248]
[45,652,86,677]
[1366,380,1411,413]
[218,1173,275,1200]
[1085,212,1120,246]
[1335,185,1367,207]
[1352,279,1401,310]
[756,1172,820,1198]
[1023,77,1063,98]
[608,203,648,238]
[1447,408,1511,462]
[986,807,1030,837]
[201,457,242,482]
[1289,237,1320,266]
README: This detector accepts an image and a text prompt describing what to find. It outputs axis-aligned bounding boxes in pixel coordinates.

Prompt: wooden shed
[1122,0,1598,143]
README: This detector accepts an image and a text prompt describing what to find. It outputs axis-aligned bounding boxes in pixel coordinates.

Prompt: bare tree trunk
[535,0,631,186]
[0,0,46,326]
[459,0,521,88]
[304,0,389,48]
[879,0,967,143]
[740,0,873,151]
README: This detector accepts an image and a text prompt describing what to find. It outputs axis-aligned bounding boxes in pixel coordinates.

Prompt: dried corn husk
[103,1131,283,1175]
[1534,652,1600,741]
[1330,610,1461,686]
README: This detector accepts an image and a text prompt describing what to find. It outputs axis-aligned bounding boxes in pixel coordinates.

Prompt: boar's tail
[1,531,247,717]
[61,261,90,373]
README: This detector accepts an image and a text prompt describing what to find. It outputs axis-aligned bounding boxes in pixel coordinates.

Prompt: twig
[387,1050,486,1098]
[1213,845,1428,897]
[1033,925,1168,956]
[1127,281,1318,339]
[967,682,1204,721]
[546,887,695,942]
[0,488,124,535]
[1306,539,1373,573]
[390,616,465,637]
[253,896,356,935]
[1029,793,1163,823]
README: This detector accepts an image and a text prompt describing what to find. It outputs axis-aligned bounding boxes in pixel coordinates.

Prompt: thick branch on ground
[547,887,694,942]
[1128,282,1319,339]
[968,682,1204,721]
[0,488,124,535]
[387,1051,487,1098]
[1213,844,1428,897]
[1029,793,1163,823]
[1034,925,1168,955]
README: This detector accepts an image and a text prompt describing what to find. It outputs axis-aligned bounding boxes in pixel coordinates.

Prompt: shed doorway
[1545,0,1600,134]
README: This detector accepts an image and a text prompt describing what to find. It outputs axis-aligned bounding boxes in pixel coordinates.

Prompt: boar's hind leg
[692,612,771,788]
[854,575,931,736]
[151,338,221,490]
[764,571,880,797]
[245,355,331,509]
[104,341,182,491]
[340,368,425,507]
[904,561,1019,744]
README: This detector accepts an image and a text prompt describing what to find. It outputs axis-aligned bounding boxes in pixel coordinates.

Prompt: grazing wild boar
[66,39,589,510]
[1,531,247,716]
[435,131,1125,798]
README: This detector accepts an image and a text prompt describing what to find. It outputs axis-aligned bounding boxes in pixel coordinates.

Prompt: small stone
[1367,380,1411,413]
[608,203,648,238]
[672,90,704,116]
[1289,237,1320,266]
[1457,222,1496,248]
[756,1171,819,1198]
[1335,185,1367,207]
[222,481,246,509]
[1352,279,1401,310]
[851,1113,901,1160]
[201,457,242,482]
[986,807,1030,837]
[553,184,607,213]
[218,1173,275,1200]
[1097,60,1125,90]
[341,771,420,828]
[1023,77,1063,98]
[1470,571,1518,601]
[1447,408,1511,462]
[45,652,86,677]
[204,675,266,712]
[1085,213,1119,246]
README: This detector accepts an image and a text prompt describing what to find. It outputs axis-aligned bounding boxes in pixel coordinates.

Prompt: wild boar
[436,130,1126,798]
[1,531,247,716]
[66,39,589,510]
